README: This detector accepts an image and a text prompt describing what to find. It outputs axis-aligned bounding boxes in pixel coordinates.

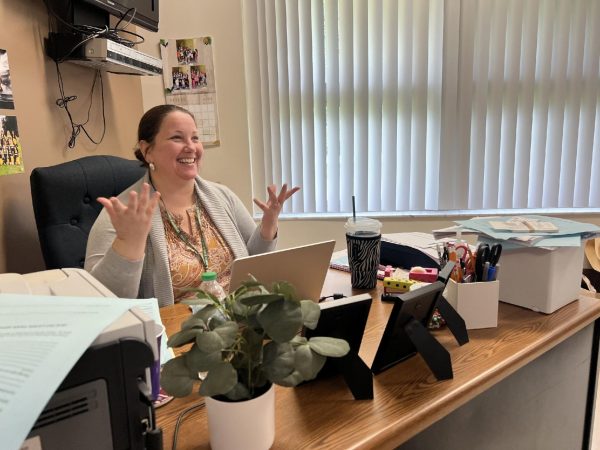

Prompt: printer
[0,268,162,450]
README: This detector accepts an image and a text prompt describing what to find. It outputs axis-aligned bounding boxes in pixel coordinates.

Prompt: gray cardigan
[84,173,276,306]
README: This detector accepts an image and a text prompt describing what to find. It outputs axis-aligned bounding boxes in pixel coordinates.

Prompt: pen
[492,263,500,281]
[482,261,490,281]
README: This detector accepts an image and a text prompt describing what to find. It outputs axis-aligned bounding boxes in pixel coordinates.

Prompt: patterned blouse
[160,201,234,302]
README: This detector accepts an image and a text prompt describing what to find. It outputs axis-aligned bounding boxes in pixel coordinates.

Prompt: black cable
[114,7,136,30]
[54,62,106,148]
[43,0,144,48]
[172,400,205,450]
[319,293,346,303]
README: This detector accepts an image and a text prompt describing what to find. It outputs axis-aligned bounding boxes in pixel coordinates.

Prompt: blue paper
[456,215,600,247]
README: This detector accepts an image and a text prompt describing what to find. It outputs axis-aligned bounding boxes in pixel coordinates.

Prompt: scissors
[488,243,502,266]
[474,243,503,281]
[474,244,490,282]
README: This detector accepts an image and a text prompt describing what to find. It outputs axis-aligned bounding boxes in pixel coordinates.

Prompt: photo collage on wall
[160,37,220,147]
[0,48,24,176]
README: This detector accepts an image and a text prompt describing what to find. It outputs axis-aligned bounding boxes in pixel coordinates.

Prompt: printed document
[0,294,132,450]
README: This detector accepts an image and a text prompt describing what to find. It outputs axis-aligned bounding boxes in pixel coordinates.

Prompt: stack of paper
[434,215,600,250]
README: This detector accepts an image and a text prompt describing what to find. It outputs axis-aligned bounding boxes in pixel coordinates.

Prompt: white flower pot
[205,384,275,450]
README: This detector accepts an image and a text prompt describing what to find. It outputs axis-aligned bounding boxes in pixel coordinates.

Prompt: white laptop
[229,240,336,302]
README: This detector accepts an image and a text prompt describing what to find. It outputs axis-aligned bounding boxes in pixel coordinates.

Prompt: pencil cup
[444,279,499,329]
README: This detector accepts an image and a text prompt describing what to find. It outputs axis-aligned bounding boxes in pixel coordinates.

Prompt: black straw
[352,195,356,222]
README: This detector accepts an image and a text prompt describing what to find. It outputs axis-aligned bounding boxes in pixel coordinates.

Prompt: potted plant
[160,277,350,450]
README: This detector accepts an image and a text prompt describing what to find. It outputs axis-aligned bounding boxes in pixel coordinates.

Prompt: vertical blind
[242,0,600,215]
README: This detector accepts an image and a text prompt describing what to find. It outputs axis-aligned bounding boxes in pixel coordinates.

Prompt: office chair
[30,155,146,269]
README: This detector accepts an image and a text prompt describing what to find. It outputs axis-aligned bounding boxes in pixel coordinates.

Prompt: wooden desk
[157,270,600,449]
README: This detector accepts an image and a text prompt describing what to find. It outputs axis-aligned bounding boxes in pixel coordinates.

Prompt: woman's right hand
[97,182,160,261]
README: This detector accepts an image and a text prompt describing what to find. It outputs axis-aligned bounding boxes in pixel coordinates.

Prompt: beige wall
[1,0,598,275]
[0,0,144,273]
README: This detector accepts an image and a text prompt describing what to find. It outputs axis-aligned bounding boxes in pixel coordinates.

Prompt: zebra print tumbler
[345,218,382,289]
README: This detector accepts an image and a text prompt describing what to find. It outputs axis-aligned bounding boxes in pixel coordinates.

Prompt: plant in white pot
[160,277,350,450]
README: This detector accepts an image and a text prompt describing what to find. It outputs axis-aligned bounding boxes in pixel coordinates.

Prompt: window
[242,0,600,216]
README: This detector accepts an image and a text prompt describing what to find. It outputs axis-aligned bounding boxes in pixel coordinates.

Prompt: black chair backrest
[30,155,146,269]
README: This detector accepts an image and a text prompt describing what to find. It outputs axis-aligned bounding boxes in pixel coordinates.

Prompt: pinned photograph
[0,49,15,110]
[171,66,191,91]
[175,39,198,65]
[0,115,24,175]
[160,36,220,146]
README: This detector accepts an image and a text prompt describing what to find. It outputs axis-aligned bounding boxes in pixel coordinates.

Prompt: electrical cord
[55,62,106,148]
[172,400,205,450]
[319,293,346,303]
[43,1,145,148]
[43,0,144,48]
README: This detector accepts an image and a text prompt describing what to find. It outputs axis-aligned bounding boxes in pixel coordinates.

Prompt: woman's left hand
[254,183,300,240]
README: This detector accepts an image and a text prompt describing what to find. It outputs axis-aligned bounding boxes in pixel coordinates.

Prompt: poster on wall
[0,115,24,176]
[0,49,15,110]
[160,37,220,147]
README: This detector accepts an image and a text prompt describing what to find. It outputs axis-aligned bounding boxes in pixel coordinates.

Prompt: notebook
[229,240,336,302]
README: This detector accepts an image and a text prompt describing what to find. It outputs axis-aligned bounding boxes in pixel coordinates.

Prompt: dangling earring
[149,162,156,171]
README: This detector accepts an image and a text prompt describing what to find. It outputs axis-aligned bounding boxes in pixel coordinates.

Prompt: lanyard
[161,195,210,270]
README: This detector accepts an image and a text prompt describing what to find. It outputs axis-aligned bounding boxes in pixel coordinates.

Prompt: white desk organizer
[445,279,499,329]
[496,246,584,314]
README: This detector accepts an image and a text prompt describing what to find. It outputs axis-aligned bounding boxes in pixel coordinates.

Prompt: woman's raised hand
[253,183,300,240]
[97,182,160,261]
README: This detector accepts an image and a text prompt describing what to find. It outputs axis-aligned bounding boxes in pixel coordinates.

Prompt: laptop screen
[228,240,336,302]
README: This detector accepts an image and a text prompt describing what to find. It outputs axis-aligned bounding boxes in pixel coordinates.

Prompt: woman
[85,104,299,306]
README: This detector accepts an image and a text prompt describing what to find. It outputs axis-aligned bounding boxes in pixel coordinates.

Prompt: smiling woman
[84,104,300,307]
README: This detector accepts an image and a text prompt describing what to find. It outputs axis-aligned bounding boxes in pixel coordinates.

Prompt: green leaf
[300,300,321,330]
[181,317,206,331]
[236,283,260,294]
[207,313,228,330]
[181,297,214,306]
[160,357,195,397]
[291,335,308,346]
[294,344,326,380]
[258,298,303,343]
[194,305,219,323]
[237,282,269,297]
[184,345,222,372]
[195,289,220,303]
[263,341,295,381]
[241,327,264,362]
[272,281,297,301]
[240,293,284,307]
[167,328,202,348]
[223,382,251,401]
[196,330,224,353]
[308,337,350,357]
[276,370,305,387]
[213,321,239,347]
[231,297,261,318]
[199,362,238,397]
